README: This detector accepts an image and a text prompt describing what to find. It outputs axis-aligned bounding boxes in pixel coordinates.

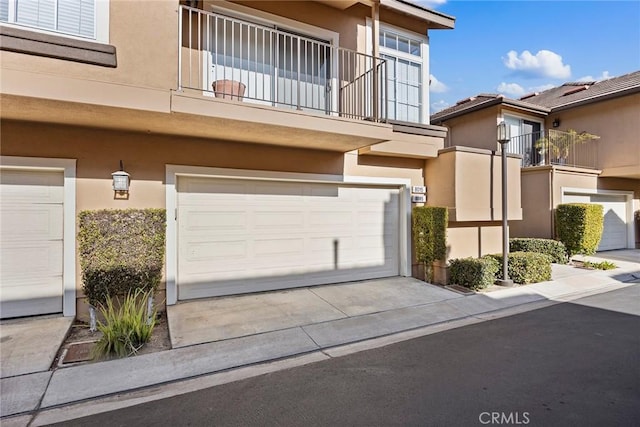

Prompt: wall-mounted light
[112,161,130,193]
[552,118,561,128]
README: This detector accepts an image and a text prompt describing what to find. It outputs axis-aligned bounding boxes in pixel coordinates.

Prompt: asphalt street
[54,285,640,427]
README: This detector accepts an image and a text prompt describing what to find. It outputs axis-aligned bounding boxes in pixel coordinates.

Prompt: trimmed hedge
[509,238,567,264]
[79,209,166,307]
[487,252,552,284]
[449,257,500,290]
[555,203,603,257]
[413,206,448,264]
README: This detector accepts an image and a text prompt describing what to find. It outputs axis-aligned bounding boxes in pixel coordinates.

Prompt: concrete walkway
[1,250,638,424]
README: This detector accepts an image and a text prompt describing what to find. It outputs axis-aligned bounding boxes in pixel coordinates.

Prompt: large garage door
[563,192,628,251]
[0,169,64,318]
[177,177,400,300]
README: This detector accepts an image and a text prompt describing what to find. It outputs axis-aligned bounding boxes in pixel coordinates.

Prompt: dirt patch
[53,311,171,369]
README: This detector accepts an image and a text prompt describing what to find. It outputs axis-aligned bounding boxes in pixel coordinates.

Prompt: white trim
[0,156,76,317]
[165,165,411,304]
[561,187,635,250]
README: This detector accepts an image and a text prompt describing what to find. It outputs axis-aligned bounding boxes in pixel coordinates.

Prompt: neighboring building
[432,71,640,251]
[1,0,522,320]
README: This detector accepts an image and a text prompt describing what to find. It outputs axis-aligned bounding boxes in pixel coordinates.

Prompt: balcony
[507,129,599,169]
[178,6,387,122]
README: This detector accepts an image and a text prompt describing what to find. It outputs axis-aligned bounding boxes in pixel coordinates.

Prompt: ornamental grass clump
[94,289,157,358]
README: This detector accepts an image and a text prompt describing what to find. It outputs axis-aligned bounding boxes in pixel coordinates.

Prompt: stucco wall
[1,120,431,317]
[0,0,178,91]
[440,106,501,150]
[546,93,640,177]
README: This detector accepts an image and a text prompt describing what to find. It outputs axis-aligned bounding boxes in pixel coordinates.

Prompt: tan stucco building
[1,0,523,320]
[432,71,640,254]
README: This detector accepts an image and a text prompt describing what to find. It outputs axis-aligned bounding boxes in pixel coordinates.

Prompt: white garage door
[177,177,400,300]
[0,169,64,318]
[563,193,628,251]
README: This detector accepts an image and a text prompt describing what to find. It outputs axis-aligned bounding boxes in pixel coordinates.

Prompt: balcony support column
[371,1,380,121]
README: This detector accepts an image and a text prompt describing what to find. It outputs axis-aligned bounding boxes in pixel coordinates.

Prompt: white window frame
[1,0,109,43]
[365,19,429,124]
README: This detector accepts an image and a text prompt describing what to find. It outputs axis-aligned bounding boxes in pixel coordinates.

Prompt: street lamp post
[497,121,514,287]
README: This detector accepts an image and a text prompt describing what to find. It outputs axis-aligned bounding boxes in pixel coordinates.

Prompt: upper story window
[378,27,427,124]
[1,0,100,40]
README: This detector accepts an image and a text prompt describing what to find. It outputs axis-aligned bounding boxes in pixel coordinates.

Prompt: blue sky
[422,0,640,113]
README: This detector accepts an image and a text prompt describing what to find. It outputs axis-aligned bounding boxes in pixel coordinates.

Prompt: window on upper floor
[379,27,427,124]
[0,0,108,41]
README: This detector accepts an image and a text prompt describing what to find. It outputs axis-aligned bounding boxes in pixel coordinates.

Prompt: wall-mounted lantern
[552,118,561,128]
[112,161,130,193]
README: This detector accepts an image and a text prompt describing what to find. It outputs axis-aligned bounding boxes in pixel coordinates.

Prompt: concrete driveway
[167,277,461,348]
[0,315,72,379]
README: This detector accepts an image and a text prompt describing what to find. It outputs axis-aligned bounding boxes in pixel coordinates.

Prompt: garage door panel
[177,177,400,300]
[1,206,64,242]
[0,170,63,204]
[1,241,63,277]
[1,169,64,318]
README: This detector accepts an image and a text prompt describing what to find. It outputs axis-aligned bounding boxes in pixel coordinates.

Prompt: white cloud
[497,82,557,98]
[503,49,571,79]
[416,0,447,8]
[430,74,448,93]
[577,71,612,82]
[431,99,450,113]
[497,82,526,97]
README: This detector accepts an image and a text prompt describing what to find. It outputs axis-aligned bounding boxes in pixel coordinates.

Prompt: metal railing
[507,129,598,169]
[179,6,387,122]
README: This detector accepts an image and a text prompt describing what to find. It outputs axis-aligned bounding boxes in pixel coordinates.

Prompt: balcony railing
[507,129,598,169]
[179,6,387,122]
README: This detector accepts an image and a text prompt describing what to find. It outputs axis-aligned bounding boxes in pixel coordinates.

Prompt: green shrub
[509,238,567,264]
[487,252,552,284]
[449,257,500,290]
[93,289,157,358]
[413,206,448,264]
[582,260,616,270]
[79,209,166,307]
[555,203,604,257]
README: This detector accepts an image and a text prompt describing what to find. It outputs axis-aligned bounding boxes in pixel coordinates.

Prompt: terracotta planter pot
[213,79,246,101]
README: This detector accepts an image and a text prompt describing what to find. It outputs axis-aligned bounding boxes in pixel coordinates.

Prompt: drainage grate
[62,341,96,364]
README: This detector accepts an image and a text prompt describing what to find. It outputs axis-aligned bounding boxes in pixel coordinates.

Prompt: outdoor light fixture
[552,118,561,128]
[496,122,514,287]
[112,161,130,193]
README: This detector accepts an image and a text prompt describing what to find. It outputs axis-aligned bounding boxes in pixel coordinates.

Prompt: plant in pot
[535,129,599,165]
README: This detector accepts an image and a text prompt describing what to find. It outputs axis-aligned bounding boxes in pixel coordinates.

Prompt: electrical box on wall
[411,186,427,194]
[411,194,426,203]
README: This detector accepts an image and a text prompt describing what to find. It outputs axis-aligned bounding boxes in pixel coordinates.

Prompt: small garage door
[563,192,628,251]
[177,177,400,300]
[0,169,64,318]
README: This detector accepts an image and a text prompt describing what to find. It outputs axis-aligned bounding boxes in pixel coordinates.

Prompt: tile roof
[431,70,640,122]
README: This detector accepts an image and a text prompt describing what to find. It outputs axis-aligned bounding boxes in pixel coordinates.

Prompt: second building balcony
[507,129,599,170]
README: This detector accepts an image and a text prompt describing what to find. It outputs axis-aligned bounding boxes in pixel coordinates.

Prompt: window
[1,0,97,39]
[504,115,543,167]
[379,27,425,124]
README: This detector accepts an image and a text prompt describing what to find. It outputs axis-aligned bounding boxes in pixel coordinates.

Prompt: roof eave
[549,85,640,113]
[431,99,549,123]
[380,0,455,29]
